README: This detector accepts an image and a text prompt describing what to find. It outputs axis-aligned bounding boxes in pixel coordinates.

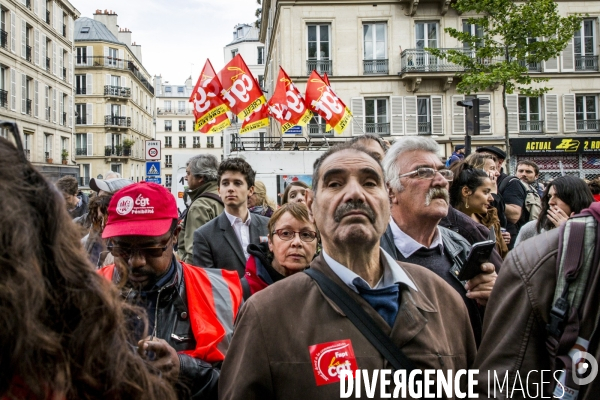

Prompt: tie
[353,278,401,328]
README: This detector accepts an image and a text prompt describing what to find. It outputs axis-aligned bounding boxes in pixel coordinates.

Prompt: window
[23,133,31,159]
[107,47,118,66]
[365,98,389,135]
[178,120,186,131]
[75,133,88,155]
[80,27,90,34]
[231,49,238,59]
[164,100,171,112]
[75,103,86,124]
[258,75,264,89]
[417,97,432,134]
[576,95,599,132]
[166,174,172,188]
[75,74,86,95]
[462,22,484,50]
[165,120,172,131]
[61,137,68,152]
[44,133,53,160]
[193,136,201,148]
[363,23,387,74]
[179,136,186,148]
[178,101,185,112]
[81,164,90,186]
[207,136,214,148]
[307,24,331,74]
[177,86,184,93]
[416,22,438,50]
[518,96,542,132]
[165,136,172,148]
[257,47,264,64]
[165,86,172,93]
[575,19,597,71]
[165,155,172,167]
[111,164,122,174]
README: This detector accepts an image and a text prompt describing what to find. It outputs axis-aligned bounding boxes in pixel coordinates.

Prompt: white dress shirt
[389,217,444,258]
[225,210,252,260]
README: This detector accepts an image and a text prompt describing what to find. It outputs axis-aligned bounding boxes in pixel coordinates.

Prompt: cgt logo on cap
[116,196,135,215]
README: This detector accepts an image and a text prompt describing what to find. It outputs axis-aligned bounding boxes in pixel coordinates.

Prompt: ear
[268,236,274,253]
[248,185,255,197]
[461,186,472,198]
[173,225,182,244]
[387,182,399,205]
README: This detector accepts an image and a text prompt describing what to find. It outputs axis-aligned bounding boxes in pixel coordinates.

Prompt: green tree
[428,0,582,171]
[255,0,262,29]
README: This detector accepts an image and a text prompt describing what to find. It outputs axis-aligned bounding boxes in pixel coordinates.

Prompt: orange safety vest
[98,262,242,363]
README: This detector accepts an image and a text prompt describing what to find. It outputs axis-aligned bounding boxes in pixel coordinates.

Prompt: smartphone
[458,240,496,281]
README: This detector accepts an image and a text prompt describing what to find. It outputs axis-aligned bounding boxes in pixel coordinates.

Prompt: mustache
[334,201,376,223]
[425,188,450,206]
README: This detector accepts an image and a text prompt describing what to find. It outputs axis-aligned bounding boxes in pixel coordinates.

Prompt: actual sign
[510,137,600,155]
[146,161,161,176]
[145,140,161,160]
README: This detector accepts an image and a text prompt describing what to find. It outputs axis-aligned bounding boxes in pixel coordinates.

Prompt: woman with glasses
[449,161,508,258]
[242,202,318,299]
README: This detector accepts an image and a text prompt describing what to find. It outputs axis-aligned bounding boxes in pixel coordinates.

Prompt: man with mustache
[99,182,243,399]
[380,137,498,346]
[219,143,476,399]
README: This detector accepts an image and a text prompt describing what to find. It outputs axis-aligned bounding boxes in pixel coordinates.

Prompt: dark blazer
[192,212,270,277]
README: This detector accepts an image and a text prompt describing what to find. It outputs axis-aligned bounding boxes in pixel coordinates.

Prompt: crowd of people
[2,127,600,399]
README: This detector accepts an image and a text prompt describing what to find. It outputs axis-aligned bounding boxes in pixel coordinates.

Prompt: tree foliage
[255,0,262,29]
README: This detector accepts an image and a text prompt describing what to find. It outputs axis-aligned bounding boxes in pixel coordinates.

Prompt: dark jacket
[69,191,89,219]
[242,242,284,300]
[219,253,476,400]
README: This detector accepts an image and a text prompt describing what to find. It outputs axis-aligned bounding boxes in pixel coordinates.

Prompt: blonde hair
[253,180,277,211]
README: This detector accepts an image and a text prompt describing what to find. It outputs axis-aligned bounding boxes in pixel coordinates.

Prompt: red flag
[304,70,352,134]
[218,54,268,134]
[267,67,313,133]
[189,60,230,132]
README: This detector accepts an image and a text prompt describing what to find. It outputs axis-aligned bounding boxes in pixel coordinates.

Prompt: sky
[75,0,259,84]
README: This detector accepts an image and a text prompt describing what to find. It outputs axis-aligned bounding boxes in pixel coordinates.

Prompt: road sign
[145,140,161,160]
[146,161,161,176]
[285,126,303,135]
[145,177,162,184]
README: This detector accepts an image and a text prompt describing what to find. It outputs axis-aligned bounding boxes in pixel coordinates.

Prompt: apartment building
[259,0,600,179]
[74,10,154,188]
[0,0,79,181]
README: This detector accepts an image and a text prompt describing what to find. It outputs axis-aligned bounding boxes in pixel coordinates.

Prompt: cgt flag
[218,54,268,134]
[304,70,352,135]
[267,67,313,133]
[189,59,230,132]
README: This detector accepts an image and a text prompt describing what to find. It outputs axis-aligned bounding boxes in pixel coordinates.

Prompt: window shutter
[86,103,93,125]
[52,42,56,75]
[431,96,443,135]
[10,11,15,53]
[106,73,110,87]
[103,46,108,65]
[506,94,519,134]
[68,17,73,41]
[21,73,26,114]
[44,85,48,119]
[33,0,38,16]
[106,104,111,119]
[58,47,63,78]
[478,94,492,134]
[68,51,72,83]
[118,49,124,69]
[34,29,39,65]
[41,34,46,68]
[53,89,56,122]
[20,17,26,59]
[561,38,575,72]
[87,132,93,155]
[404,96,418,135]
[68,95,72,127]
[86,73,92,94]
[54,3,59,31]
[40,0,45,21]
[34,80,38,118]
[59,91,63,125]
[87,45,93,65]
[544,94,559,133]
[563,94,576,133]
[390,96,404,135]
[351,97,364,135]
[452,95,465,135]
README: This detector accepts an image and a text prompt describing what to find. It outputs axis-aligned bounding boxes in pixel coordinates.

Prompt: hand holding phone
[458,240,496,281]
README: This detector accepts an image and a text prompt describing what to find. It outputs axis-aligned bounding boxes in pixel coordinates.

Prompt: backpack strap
[498,175,519,195]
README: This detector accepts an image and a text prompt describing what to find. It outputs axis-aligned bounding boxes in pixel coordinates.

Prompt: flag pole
[351,114,367,135]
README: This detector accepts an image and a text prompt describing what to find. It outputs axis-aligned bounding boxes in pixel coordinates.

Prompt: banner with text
[267,67,313,133]
[304,70,351,135]
[189,59,230,133]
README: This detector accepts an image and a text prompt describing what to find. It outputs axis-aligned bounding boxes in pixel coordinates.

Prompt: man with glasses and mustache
[380,137,499,346]
[99,182,243,400]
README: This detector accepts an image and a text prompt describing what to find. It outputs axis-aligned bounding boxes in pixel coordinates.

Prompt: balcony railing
[179,143,186,148]
[165,163,172,168]
[79,177,90,186]
[0,29,7,50]
[519,120,543,133]
[306,59,332,76]
[307,123,333,137]
[26,45,31,62]
[45,11,50,24]
[576,55,599,71]
[363,59,389,74]
[519,60,542,72]
[193,143,201,148]
[46,57,50,71]
[76,87,86,95]
[365,122,391,136]
[418,122,432,135]
[76,116,86,125]
[45,151,51,161]
[75,147,87,155]
[104,85,131,97]
[25,99,32,116]
[74,56,155,95]
[104,115,131,127]
[207,144,215,148]
[0,89,7,108]
[105,145,123,156]
[577,119,600,132]
[165,142,172,148]
[401,48,501,73]
[165,126,172,131]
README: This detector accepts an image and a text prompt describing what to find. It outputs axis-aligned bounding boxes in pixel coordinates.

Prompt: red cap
[102,182,178,238]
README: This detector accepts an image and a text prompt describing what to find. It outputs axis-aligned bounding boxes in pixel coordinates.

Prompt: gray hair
[104,171,121,179]
[382,136,440,192]
[187,154,219,182]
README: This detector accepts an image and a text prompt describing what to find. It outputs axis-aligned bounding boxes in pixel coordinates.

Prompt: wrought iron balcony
[79,177,90,186]
[400,48,496,74]
[306,59,332,76]
[26,99,32,116]
[575,55,599,71]
[0,29,7,49]
[104,85,131,97]
[104,115,131,127]
[77,56,155,95]
[307,123,333,137]
[519,120,543,133]
[0,89,7,108]
[207,144,215,148]
[165,126,172,131]
[193,143,201,148]
[105,145,123,156]
[577,119,600,132]
[76,87,86,95]
[165,163,172,168]
[519,60,542,72]
[418,122,432,135]
[363,59,389,75]
[75,147,87,155]
[165,143,172,148]
[76,116,86,125]
[365,122,391,136]
[179,143,186,148]
[46,57,50,71]
[26,45,31,62]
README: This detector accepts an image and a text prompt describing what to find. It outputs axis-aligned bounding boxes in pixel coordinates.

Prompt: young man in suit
[193,157,270,277]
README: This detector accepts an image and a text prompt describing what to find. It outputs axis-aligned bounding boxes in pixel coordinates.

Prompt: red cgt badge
[308,339,358,386]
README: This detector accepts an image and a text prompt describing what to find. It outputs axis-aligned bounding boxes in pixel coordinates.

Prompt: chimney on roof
[94,10,119,37]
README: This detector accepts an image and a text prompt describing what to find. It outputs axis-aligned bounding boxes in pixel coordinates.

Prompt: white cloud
[75,0,260,84]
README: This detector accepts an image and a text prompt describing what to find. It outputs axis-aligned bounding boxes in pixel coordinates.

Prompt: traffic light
[456,98,491,136]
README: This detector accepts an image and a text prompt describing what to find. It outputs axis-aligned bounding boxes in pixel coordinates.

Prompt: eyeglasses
[107,235,173,260]
[272,229,318,242]
[398,167,454,181]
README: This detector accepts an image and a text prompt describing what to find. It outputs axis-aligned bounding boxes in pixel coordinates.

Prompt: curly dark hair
[218,157,256,188]
[0,137,176,400]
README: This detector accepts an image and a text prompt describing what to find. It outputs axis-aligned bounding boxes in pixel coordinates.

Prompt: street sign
[146,161,161,176]
[145,177,162,184]
[285,126,303,135]
[145,140,161,160]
